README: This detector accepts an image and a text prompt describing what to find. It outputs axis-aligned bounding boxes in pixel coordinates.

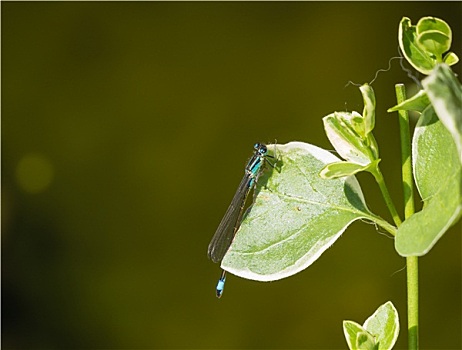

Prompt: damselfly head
[254,143,267,156]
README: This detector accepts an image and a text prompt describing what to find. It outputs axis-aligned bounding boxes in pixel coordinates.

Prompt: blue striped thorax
[246,143,268,186]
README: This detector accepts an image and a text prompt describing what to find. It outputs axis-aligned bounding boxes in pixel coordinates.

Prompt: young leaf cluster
[399,16,459,75]
[343,302,400,350]
[321,84,381,179]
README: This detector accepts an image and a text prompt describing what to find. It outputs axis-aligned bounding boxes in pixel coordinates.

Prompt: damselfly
[207,143,274,298]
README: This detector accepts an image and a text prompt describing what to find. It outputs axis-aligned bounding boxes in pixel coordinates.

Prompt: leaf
[356,332,378,350]
[416,17,452,58]
[324,112,369,165]
[399,17,458,75]
[320,160,381,179]
[323,112,376,166]
[323,85,379,165]
[416,16,451,38]
[363,301,400,350]
[361,84,376,135]
[422,64,462,163]
[221,142,374,281]
[398,17,436,75]
[320,161,370,179]
[344,302,399,350]
[343,321,368,350]
[395,106,462,256]
[443,52,459,66]
[387,89,430,113]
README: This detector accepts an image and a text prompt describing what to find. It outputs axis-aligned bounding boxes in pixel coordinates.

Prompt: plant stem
[372,166,402,227]
[395,83,419,350]
[364,212,397,236]
[396,84,415,219]
[375,217,397,236]
[406,255,419,350]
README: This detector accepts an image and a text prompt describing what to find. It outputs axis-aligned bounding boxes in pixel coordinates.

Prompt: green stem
[395,83,419,350]
[396,84,415,219]
[372,166,402,227]
[363,212,397,236]
[374,216,397,236]
[406,255,419,350]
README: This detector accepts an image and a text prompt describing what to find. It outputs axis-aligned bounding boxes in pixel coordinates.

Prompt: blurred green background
[2,2,461,349]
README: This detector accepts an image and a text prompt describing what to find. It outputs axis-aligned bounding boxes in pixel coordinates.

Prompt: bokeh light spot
[16,153,54,194]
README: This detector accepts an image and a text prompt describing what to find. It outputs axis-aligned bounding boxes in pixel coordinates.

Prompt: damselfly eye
[254,142,261,150]
[259,145,267,155]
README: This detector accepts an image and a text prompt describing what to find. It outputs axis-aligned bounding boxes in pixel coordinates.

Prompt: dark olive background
[2,2,461,349]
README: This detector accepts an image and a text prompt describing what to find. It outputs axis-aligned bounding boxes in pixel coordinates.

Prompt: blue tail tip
[216,278,226,298]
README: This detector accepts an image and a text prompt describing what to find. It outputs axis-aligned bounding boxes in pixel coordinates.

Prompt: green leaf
[363,301,400,350]
[387,89,430,113]
[323,112,377,166]
[343,321,368,350]
[416,17,452,58]
[221,142,374,281]
[422,64,462,163]
[320,160,381,179]
[356,331,378,350]
[361,84,376,135]
[399,17,436,75]
[395,106,462,256]
[323,85,379,165]
[324,112,369,165]
[443,52,459,66]
[320,161,369,179]
[398,17,459,75]
[416,16,451,37]
[344,302,399,350]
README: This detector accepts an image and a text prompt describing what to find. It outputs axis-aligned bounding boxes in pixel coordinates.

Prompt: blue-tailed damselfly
[207,143,273,298]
